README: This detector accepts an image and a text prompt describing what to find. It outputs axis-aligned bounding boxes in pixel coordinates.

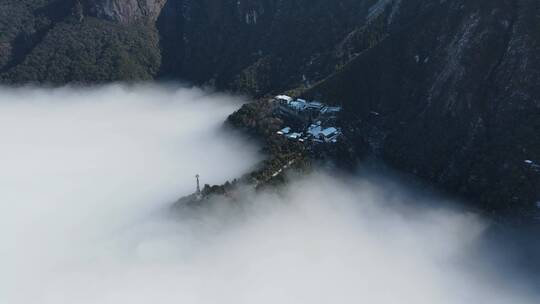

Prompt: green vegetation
[0,0,54,69]
[0,0,161,84]
[2,17,161,83]
[232,56,275,95]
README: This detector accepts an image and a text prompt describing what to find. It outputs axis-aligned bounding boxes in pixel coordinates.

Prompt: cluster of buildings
[275,95,342,123]
[274,95,343,144]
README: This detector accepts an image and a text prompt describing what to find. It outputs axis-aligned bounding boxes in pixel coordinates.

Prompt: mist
[0,84,537,303]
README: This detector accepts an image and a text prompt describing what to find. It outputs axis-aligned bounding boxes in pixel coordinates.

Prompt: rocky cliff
[1,0,539,221]
[85,0,167,23]
[303,0,540,220]
[157,0,402,94]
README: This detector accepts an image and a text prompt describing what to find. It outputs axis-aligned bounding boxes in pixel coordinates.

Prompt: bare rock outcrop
[85,0,167,23]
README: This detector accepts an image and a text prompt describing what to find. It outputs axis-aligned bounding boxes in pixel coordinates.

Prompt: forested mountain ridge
[1,0,539,221]
[0,0,415,88]
[305,0,540,220]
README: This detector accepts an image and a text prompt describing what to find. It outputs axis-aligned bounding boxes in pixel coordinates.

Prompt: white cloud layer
[0,84,537,304]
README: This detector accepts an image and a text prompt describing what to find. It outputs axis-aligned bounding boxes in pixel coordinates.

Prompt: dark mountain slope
[157,0,402,94]
[0,0,69,73]
[2,0,406,88]
[0,0,162,83]
[305,0,540,220]
[3,18,160,83]
[1,0,539,220]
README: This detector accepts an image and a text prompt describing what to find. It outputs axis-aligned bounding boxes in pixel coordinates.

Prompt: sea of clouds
[0,84,537,304]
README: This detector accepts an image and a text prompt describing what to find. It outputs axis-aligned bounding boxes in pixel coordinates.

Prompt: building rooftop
[278,96,341,116]
[276,95,293,102]
[321,106,342,114]
[307,124,323,137]
[321,127,338,137]
[287,132,303,139]
[277,127,292,135]
[289,100,307,111]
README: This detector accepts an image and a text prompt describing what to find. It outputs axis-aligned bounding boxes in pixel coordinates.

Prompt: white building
[275,95,293,103]
[321,106,342,115]
[320,127,340,142]
[305,101,325,111]
[287,132,303,140]
[307,122,323,138]
[277,127,292,135]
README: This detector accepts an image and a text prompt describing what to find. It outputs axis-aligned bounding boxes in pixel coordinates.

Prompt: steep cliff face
[157,0,405,94]
[304,0,540,220]
[86,0,167,23]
